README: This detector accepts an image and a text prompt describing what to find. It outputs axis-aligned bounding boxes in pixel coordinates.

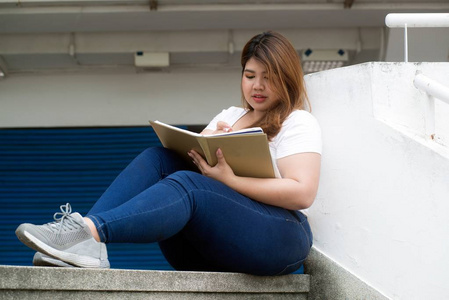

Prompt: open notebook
[150,120,275,178]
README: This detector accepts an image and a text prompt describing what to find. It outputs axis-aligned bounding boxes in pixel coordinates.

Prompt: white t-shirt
[205,106,322,178]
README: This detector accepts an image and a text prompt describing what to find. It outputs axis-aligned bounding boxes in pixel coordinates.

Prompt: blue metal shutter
[0,126,179,270]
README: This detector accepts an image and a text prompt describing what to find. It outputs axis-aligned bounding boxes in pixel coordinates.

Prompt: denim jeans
[87,147,313,275]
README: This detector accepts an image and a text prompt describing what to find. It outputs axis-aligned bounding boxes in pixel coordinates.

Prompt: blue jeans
[87,147,313,275]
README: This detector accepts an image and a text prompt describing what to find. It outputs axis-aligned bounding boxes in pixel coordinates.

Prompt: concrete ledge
[0,265,309,299]
[304,247,388,300]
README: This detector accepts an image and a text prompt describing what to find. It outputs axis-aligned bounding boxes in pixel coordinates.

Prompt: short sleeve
[271,110,322,159]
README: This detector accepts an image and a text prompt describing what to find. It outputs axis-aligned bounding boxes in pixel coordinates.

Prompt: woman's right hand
[212,121,233,134]
[201,121,233,135]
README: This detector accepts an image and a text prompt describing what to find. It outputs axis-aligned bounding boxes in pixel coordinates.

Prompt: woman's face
[241,57,279,114]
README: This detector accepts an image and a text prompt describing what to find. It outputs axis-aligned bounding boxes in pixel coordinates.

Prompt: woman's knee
[140,147,184,166]
[140,146,167,159]
[136,148,193,180]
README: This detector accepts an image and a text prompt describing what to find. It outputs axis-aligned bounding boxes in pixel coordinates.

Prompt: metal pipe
[414,74,449,105]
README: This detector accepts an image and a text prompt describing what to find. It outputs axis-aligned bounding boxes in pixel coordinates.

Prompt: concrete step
[0,265,310,299]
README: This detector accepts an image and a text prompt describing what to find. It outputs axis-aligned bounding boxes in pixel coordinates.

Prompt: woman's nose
[253,78,265,90]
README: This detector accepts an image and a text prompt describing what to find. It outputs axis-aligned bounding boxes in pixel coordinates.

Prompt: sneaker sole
[33,253,75,268]
[16,226,103,268]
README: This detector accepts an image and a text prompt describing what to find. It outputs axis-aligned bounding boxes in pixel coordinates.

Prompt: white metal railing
[414,73,449,139]
[385,13,449,62]
[386,13,449,141]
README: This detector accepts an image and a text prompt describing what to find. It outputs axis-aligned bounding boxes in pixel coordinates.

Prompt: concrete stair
[0,265,310,299]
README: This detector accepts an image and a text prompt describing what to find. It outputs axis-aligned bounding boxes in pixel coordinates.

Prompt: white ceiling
[0,0,448,74]
[2,0,448,32]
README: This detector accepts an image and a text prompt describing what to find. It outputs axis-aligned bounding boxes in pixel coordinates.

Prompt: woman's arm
[188,149,321,210]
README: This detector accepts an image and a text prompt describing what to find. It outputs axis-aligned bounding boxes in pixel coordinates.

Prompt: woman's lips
[252,94,267,103]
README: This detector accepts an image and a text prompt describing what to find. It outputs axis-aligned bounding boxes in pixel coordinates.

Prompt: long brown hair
[241,31,310,140]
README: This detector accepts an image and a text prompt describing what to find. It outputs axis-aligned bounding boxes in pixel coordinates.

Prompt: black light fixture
[301,49,348,73]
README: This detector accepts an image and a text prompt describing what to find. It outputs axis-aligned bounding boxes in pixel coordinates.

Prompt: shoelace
[46,203,83,234]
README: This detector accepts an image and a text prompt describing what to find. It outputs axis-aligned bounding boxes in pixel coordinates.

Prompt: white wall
[306,62,449,300]
[0,69,241,128]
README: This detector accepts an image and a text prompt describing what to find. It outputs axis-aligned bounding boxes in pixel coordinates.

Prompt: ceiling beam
[0,28,382,55]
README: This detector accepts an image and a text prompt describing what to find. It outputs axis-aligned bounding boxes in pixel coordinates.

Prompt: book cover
[149,120,275,178]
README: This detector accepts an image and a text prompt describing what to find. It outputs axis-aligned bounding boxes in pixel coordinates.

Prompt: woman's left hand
[188,148,236,184]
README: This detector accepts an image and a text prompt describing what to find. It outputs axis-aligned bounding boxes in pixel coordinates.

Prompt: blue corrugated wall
[0,126,175,270]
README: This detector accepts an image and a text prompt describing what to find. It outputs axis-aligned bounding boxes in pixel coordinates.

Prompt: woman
[15,31,321,276]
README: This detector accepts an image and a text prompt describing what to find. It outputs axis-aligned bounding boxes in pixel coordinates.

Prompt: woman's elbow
[290,198,314,210]
[290,188,317,210]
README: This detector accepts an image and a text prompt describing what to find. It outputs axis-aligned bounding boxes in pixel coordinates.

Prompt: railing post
[404,23,408,63]
[424,95,436,140]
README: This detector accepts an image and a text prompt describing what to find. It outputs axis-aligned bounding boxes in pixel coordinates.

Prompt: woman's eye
[245,75,255,79]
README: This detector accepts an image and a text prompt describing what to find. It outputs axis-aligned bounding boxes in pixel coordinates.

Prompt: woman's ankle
[84,217,101,242]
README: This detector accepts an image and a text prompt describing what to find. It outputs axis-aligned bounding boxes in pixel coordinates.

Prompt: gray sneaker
[33,252,74,268]
[16,203,110,268]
